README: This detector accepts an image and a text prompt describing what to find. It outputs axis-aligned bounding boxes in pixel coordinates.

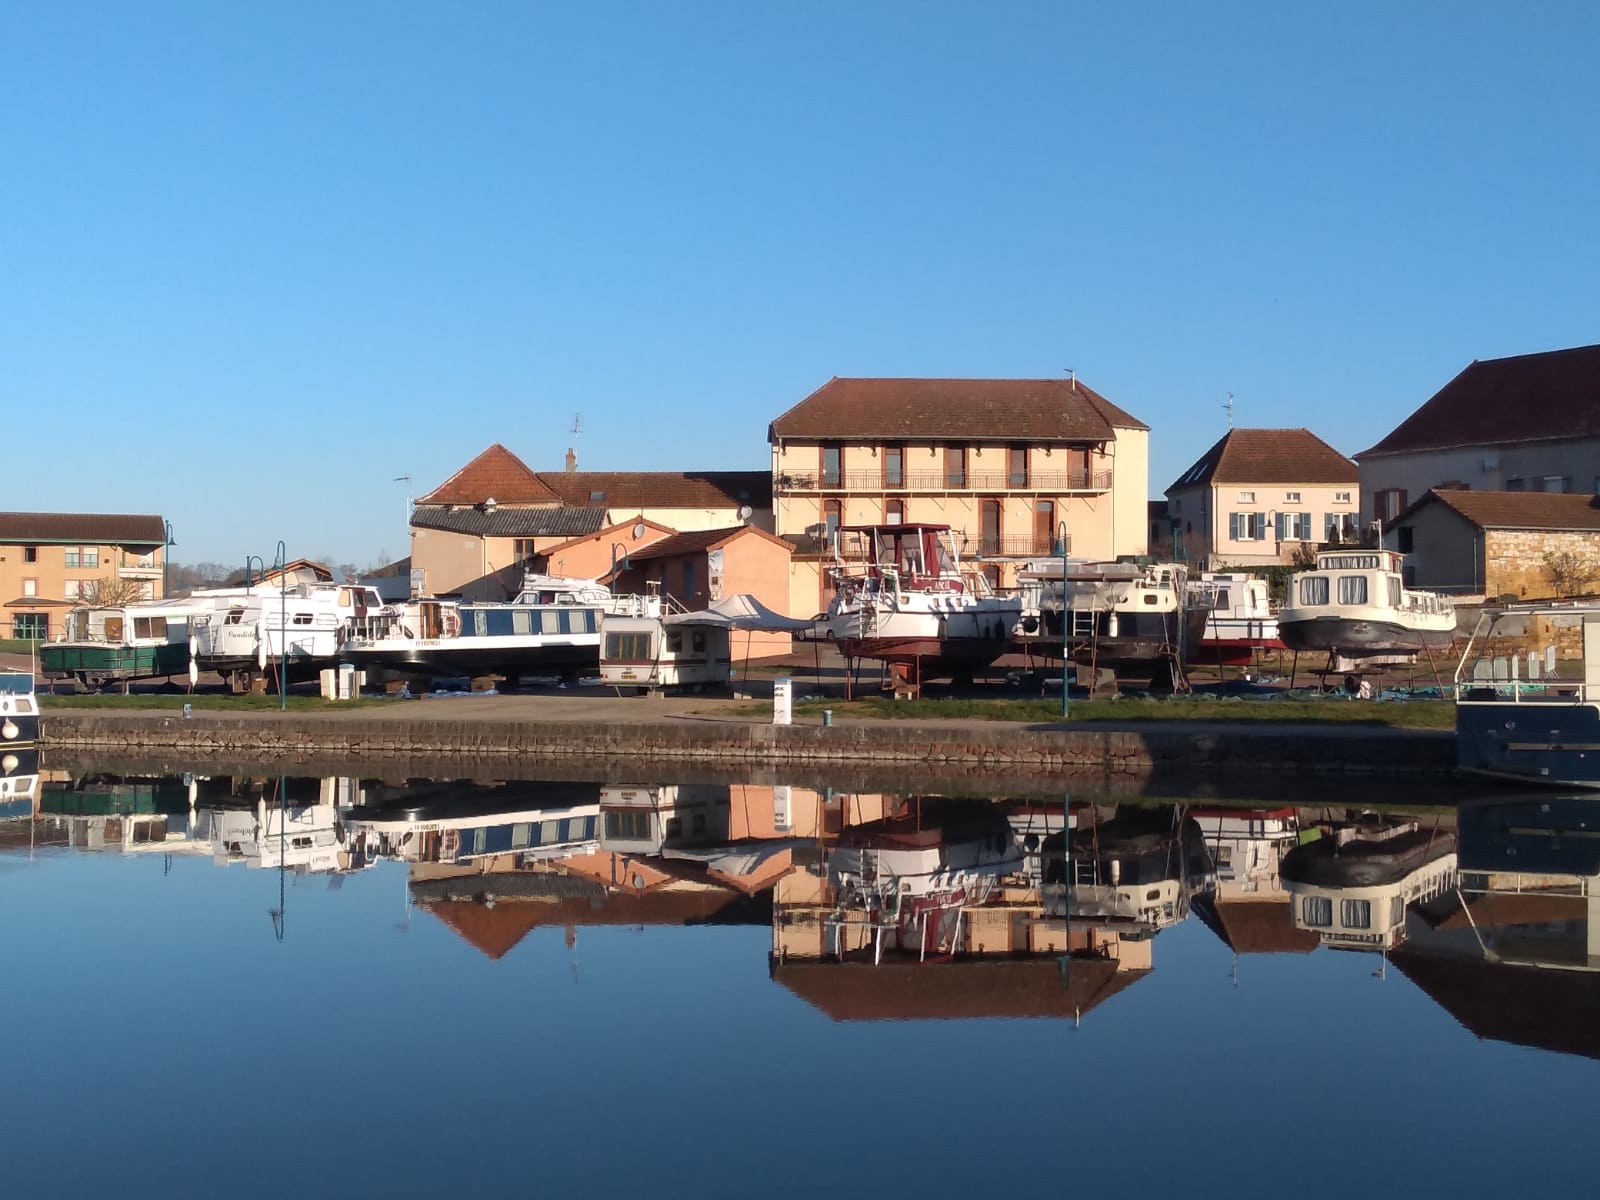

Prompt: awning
[665,594,814,633]
[5,597,75,608]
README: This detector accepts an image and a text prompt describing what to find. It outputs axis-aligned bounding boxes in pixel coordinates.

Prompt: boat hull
[342,638,600,681]
[1278,616,1455,656]
[1457,701,1600,789]
[39,642,192,684]
[833,634,1009,675]
[0,675,40,750]
[1280,828,1457,888]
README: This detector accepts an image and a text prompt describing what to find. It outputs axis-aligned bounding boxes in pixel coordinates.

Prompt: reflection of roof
[1194,896,1321,955]
[1392,949,1600,1061]
[1437,892,1588,931]
[417,873,763,960]
[772,957,1148,1022]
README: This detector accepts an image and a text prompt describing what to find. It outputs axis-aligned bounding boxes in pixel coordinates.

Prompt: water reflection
[9,764,1600,1059]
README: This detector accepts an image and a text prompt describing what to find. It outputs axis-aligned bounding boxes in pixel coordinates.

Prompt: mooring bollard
[182,703,193,720]
[821,709,833,727]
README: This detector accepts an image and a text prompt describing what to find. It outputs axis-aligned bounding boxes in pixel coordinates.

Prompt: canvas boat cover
[663,594,814,632]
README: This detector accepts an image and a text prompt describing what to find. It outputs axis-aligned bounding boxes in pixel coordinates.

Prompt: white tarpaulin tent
[664,594,814,633]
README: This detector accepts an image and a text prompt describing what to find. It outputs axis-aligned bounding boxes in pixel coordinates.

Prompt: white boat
[1186,572,1284,666]
[1456,602,1600,788]
[190,581,388,692]
[341,573,635,684]
[0,669,40,750]
[39,594,238,690]
[1278,549,1456,658]
[1015,559,1209,678]
[820,523,1022,678]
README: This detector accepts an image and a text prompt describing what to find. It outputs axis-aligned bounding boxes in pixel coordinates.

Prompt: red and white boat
[820,523,1021,677]
[1187,572,1284,666]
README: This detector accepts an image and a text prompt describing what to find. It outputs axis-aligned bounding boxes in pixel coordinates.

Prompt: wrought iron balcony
[775,468,1112,494]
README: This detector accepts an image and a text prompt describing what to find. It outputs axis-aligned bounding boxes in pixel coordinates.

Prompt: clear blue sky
[5,1,1598,567]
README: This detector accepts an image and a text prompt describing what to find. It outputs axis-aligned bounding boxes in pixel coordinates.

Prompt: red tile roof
[769,377,1148,442]
[0,512,167,545]
[621,524,793,563]
[1360,343,1600,458]
[1406,488,1600,531]
[534,470,771,510]
[417,444,561,505]
[1167,428,1357,491]
[773,957,1147,1022]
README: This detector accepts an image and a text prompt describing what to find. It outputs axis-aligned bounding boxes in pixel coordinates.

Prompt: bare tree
[78,577,149,607]
[1543,550,1599,597]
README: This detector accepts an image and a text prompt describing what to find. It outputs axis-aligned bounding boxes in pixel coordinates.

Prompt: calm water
[3,754,1597,1199]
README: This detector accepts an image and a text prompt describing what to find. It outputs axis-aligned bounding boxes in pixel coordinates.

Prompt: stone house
[1357,343,1600,527]
[1384,489,1600,598]
[1163,428,1359,570]
[768,376,1149,618]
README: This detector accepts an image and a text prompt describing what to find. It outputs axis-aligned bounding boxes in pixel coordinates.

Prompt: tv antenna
[393,475,414,518]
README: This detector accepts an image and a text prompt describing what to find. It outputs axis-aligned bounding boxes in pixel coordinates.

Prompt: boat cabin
[835,523,967,594]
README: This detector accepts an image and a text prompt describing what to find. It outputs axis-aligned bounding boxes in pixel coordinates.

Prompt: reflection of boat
[0,669,40,749]
[1278,549,1455,658]
[0,747,41,820]
[821,524,1021,677]
[1280,817,1456,951]
[1456,602,1600,788]
[1046,806,1214,929]
[200,800,362,874]
[342,779,603,864]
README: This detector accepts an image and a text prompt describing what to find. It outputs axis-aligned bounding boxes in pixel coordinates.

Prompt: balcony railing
[971,536,1068,558]
[118,564,162,579]
[776,469,1112,494]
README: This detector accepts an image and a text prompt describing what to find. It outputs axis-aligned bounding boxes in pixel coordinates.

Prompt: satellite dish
[632,522,647,539]
[738,505,754,521]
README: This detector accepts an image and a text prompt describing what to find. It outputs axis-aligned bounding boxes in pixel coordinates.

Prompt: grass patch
[723,695,1455,729]
[40,692,391,711]
[0,639,45,654]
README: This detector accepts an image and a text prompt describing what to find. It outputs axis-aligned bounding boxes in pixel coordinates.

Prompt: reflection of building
[1281,816,1457,951]
[1192,807,1321,957]
[772,797,1156,1022]
[1392,796,1600,1061]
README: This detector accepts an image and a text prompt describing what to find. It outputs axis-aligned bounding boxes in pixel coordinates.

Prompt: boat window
[226,607,245,625]
[512,610,533,635]
[133,617,168,639]
[1216,589,1230,608]
[104,617,125,641]
[541,611,561,634]
[1301,896,1333,927]
[293,612,315,625]
[1340,899,1372,929]
[1337,576,1368,605]
[1387,577,1402,607]
[1299,577,1330,606]
[1143,594,1158,605]
[1389,896,1405,928]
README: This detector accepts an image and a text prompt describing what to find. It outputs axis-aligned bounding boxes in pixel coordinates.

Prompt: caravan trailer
[600,613,732,694]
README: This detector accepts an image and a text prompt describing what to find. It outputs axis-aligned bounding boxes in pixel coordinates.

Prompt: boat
[340,574,636,685]
[0,668,40,750]
[1186,572,1284,666]
[1280,816,1457,951]
[190,580,389,693]
[1015,559,1210,680]
[341,780,603,865]
[39,594,234,691]
[1277,548,1456,659]
[1456,601,1600,788]
[1043,806,1215,930]
[0,747,40,821]
[819,523,1022,679]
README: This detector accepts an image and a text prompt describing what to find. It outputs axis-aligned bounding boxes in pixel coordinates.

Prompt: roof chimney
[565,447,577,473]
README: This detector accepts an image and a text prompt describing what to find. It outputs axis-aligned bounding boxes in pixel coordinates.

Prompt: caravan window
[692,630,707,653]
[666,631,682,653]
[1337,576,1368,605]
[1299,577,1330,606]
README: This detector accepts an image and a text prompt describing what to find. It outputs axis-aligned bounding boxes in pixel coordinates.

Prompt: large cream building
[768,377,1149,616]
[0,511,169,641]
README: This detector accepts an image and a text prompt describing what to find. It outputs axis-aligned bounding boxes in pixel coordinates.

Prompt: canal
[2,752,1595,1197]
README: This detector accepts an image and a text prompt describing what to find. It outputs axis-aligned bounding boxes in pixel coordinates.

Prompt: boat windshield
[0,672,34,694]
[1456,608,1595,701]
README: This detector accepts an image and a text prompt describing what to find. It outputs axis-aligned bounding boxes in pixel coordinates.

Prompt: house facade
[1384,489,1600,599]
[1357,344,1600,527]
[768,376,1149,617]
[408,444,773,600]
[0,512,169,641]
[1163,429,1359,570]
[608,524,796,656]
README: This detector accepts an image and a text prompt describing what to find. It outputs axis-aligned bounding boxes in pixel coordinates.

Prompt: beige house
[1164,428,1359,570]
[0,511,169,641]
[768,376,1149,617]
[408,444,773,600]
[1357,343,1600,526]
[1385,489,1600,598]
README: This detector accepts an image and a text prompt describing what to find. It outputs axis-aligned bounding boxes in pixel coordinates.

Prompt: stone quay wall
[39,710,1458,779]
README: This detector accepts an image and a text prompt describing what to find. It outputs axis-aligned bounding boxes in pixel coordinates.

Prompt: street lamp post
[162,520,176,599]
[1056,521,1070,720]
[275,540,288,712]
